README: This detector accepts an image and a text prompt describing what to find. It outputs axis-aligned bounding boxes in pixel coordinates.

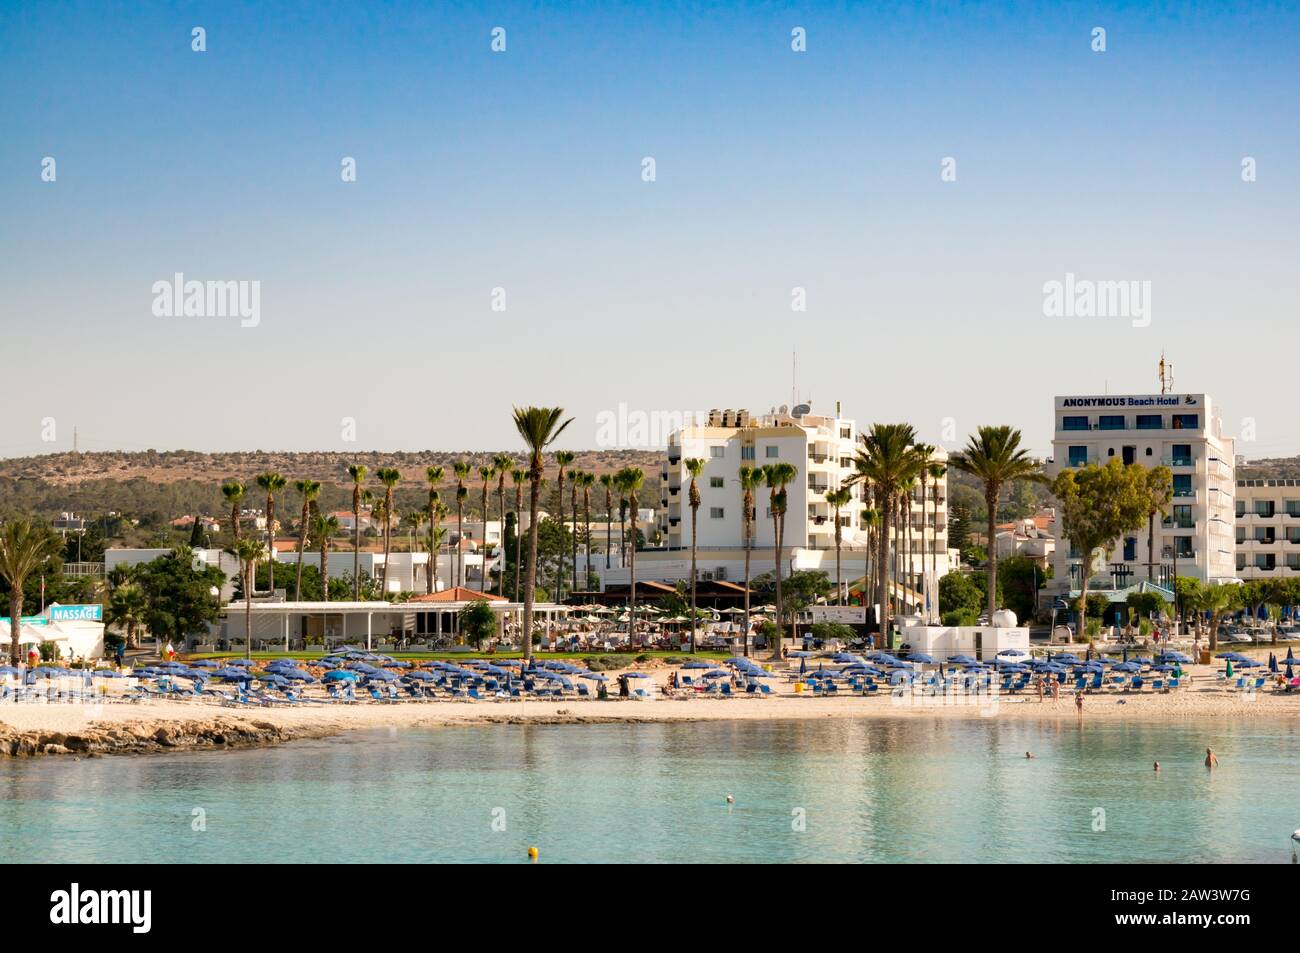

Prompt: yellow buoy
[527,846,538,860]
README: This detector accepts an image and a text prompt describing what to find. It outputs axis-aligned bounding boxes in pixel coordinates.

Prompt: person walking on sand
[1050,677,1060,702]
[1036,674,1045,703]
[1075,689,1085,715]
[1205,747,1218,769]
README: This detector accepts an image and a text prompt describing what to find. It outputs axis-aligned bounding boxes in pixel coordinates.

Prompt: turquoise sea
[2,718,1299,863]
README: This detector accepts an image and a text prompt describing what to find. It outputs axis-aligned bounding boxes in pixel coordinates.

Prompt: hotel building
[599,402,952,609]
[1045,392,1237,596]
[1234,479,1300,580]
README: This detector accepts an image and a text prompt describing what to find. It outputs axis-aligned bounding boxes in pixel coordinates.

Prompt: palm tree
[568,469,582,594]
[902,477,916,612]
[912,445,934,617]
[493,453,514,595]
[347,464,368,599]
[232,537,265,658]
[620,467,646,646]
[312,514,341,601]
[1144,465,1174,586]
[578,472,595,592]
[452,461,471,587]
[927,463,946,622]
[292,478,321,601]
[826,487,853,605]
[424,466,444,594]
[478,465,495,592]
[764,462,798,657]
[949,426,1045,622]
[683,458,706,653]
[513,407,573,666]
[615,472,631,569]
[375,467,402,596]
[738,465,763,656]
[221,481,246,542]
[861,507,880,612]
[403,510,426,556]
[0,520,61,664]
[254,472,286,596]
[511,469,526,601]
[598,473,615,570]
[553,450,576,600]
[106,580,147,650]
[849,424,925,635]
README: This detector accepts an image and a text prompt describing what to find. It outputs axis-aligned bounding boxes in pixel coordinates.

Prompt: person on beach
[1025,751,1035,759]
[1205,748,1218,769]
[1036,675,1045,702]
[164,642,175,662]
[115,642,125,667]
[1050,677,1060,702]
[1075,689,1085,715]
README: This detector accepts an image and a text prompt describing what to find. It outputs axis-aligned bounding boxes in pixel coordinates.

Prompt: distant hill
[1236,457,1300,481]
[0,449,664,523]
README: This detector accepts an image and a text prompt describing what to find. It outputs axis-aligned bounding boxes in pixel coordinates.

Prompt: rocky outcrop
[0,717,333,758]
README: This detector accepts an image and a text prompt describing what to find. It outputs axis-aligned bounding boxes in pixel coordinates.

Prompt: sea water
[2,718,1298,863]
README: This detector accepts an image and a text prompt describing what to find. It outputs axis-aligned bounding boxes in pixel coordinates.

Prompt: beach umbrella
[625,672,651,679]
[1287,662,1294,680]
[1225,659,1234,677]
[579,672,608,682]
[257,673,289,686]
[323,669,359,682]
[947,655,977,666]
[190,659,222,668]
[366,669,398,682]
[404,670,436,681]
[997,648,1027,657]
[906,653,936,665]
[0,665,22,675]
[276,668,314,682]
[682,660,712,669]
[1270,654,1279,673]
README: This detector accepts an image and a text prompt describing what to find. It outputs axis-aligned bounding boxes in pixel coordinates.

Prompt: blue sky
[2,0,1298,458]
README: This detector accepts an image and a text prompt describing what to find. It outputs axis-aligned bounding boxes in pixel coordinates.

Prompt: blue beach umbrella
[323,669,358,682]
[682,660,712,669]
[366,669,398,682]
[906,653,936,665]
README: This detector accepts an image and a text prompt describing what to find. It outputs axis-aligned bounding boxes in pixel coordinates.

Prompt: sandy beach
[3,658,1298,757]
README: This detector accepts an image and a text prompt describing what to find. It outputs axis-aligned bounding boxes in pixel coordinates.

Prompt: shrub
[942,609,979,627]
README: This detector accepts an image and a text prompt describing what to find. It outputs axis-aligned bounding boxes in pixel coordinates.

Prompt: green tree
[513,407,573,664]
[0,520,62,663]
[221,480,246,542]
[1052,459,1153,641]
[105,580,148,648]
[231,537,265,657]
[458,599,497,649]
[761,461,798,657]
[1142,465,1173,585]
[997,555,1046,623]
[552,450,576,600]
[737,464,764,656]
[255,472,287,596]
[347,464,368,599]
[618,466,646,644]
[949,503,973,562]
[493,453,515,596]
[312,513,340,602]
[292,478,321,602]
[452,461,471,588]
[825,487,853,606]
[424,466,445,595]
[939,571,983,617]
[375,468,402,596]
[949,426,1045,621]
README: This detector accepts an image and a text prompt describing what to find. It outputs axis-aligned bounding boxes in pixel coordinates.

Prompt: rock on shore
[0,717,330,758]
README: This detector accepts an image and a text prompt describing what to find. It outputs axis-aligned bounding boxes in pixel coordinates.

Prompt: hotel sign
[1061,395,1198,408]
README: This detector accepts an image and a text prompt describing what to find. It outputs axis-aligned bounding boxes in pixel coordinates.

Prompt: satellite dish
[792,403,810,418]
[778,404,789,414]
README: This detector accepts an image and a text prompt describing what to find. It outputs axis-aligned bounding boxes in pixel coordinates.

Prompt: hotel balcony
[1160,457,1195,468]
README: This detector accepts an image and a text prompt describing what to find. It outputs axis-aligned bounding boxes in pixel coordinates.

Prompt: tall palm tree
[0,520,60,664]
[511,469,526,601]
[424,466,444,594]
[452,461,471,587]
[620,467,646,646]
[598,473,615,570]
[738,465,763,656]
[375,467,402,596]
[292,478,321,601]
[927,463,946,622]
[106,580,147,650]
[568,469,582,594]
[949,425,1045,622]
[912,445,934,618]
[254,472,286,596]
[232,537,265,659]
[683,458,706,653]
[312,514,340,602]
[902,477,916,612]
[764,462,798,657]
[826,487,853,605]
[849,424,925,636]
[347,464,368,599]
[513,407,573,666]
[615,472,631,569]
[861,507,880,612]
[403,510,426,556]
[478,465,495,592]
[553,450,576,600]
[578,472,595,592]
[493,453,514,595]
[221,481,246,542]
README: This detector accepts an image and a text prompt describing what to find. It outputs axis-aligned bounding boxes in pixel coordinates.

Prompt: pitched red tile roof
[406,587,505,603]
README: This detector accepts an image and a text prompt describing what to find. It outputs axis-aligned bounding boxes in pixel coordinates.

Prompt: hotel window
[1171,444,1192,466]
[1236,528,1246,543]
[1171,414,1199,429]
[1173,475,1192,497]
[740,446,755,461]
[839,427,851,439]
[1237,555,1247,571]
[1062,416,1089,431]
[1174,538,1194,558]
[765,446,779,458]
[709,477,724,489]
[709,507,725,519]
[1098,415,1126,431]
[1289,554,1300,570]
[1171,505,1193,528]
[1256,554,1276,570]
[1235,501,1246,517]
[709,446,725,459]
[1287,527,1300,544]
[1068,446,1088,467]
[1254,527,1275,543]
[1123,537,1137,561]
[1255,501,1275,518]
[1287,499,1300,517]
[1135,414,1163,430]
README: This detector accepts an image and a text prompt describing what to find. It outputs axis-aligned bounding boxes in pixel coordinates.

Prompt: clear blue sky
[2,0,1298,459]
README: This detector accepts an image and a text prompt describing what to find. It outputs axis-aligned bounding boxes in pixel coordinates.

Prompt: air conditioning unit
[715,566,727,580]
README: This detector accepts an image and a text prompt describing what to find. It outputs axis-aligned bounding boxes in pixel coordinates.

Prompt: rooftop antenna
[1158,352,1174,394]
[792,350,797,408]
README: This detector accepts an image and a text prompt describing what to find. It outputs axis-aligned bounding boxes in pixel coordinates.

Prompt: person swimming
[1153,761,1160,772]
[1205,748,1218,768]
[1025,752,1035,759]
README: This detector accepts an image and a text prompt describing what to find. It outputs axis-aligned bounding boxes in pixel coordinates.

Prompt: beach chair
[633,688,650,700]
[825,682,838,696]
[1074,677,1086,692]
[1131,676,1144,692]
[759,683,773,695]
[577,683,590,697]
[468,686,482,700]
[1167,678,1180,690]
[1090,673,1103,690]
[720,683,734,696]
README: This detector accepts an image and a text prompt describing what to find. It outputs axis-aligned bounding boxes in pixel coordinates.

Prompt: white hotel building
[1045,392,1237,595]
[599,403,952,608]
[1234,479,1300,580]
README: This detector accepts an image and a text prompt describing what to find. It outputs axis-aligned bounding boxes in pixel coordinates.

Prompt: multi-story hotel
[599,402,952,611]
[1045,391,1237,596]
[1234,479,1300,580]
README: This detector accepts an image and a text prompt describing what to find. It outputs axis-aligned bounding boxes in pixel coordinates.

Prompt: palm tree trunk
[772,509,783,659]
[931,485,940,623]
[628,492,638,648]
[605,490,612,570]
[456,502,464,589]
[877,495,890,638]
[514,486,523,603]
[497,484,507,596]
[689,501,698,654]
[571,483,579,595]
[8,589,23,665]
[834,520,842,606]
[321,535,331,602]
[383,501,393,595]
[985,488,998,622]
[295,503,308,601]
[243,562,253,659]
[583,492,592,595]
[742,517,752,658]
[523,476,541,663]
[353,499,361,600]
